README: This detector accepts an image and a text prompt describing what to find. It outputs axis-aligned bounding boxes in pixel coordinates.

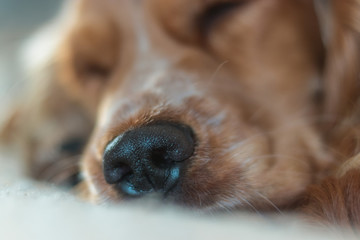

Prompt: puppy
[2,0,360,226]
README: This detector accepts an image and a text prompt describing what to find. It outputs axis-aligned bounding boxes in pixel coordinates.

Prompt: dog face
[7,0,334,210]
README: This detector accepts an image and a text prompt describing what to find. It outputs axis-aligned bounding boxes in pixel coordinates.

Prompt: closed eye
[59,137,86,155]
[198,1,248,36]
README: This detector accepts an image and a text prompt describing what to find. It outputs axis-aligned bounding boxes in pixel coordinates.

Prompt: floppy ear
[314,0,360,160]
[0,0,98,184]
[0,3,72,145]
[321,0,360,121]
[55,0,120,113]
[302,1,360,227]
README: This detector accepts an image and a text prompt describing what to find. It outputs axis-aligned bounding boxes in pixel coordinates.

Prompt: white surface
[0,149,357,240]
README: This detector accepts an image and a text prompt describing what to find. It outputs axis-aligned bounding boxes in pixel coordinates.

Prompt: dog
[1,0,360,228]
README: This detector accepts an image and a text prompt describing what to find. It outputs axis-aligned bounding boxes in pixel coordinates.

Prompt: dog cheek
[175,129,245,208]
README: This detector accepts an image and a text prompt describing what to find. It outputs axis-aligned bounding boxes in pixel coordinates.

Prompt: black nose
[103,122,195,197]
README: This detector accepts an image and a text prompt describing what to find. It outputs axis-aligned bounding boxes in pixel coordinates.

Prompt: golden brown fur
[299,0,360,229]
[300,155,360,230]
[2,0,360,228]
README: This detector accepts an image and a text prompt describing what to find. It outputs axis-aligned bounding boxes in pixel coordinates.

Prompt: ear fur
[300,154,360,229]
[300,1,360,227]
[314,0,360,162]
[322,0,360,121]
[0,1,96,184]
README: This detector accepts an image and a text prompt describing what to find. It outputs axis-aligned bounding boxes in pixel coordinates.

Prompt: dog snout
[103,122,195,197]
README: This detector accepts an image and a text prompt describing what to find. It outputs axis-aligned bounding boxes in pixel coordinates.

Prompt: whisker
[208,60,229,84]
[38,154,82,183]
[214,201,234,214]
[254,191,284,215]
[237,195,263,216]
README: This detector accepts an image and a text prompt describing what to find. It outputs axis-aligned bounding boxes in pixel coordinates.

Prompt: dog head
[4,0,340,210]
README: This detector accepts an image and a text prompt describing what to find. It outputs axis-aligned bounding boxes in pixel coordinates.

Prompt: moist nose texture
[103,122,195,197]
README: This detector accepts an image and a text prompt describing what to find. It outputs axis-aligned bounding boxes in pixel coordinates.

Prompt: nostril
[151,148,173,169]
[103,122,195,196]
[104,162,132,184]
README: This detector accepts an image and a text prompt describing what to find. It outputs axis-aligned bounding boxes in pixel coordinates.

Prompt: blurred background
[0,0,61,114]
